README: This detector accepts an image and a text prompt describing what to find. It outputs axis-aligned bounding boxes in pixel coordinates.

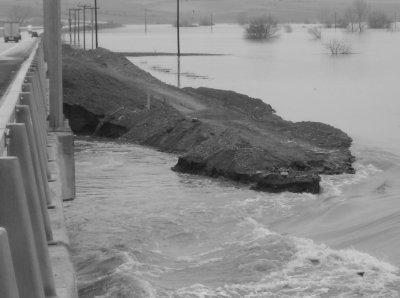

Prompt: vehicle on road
[3,22,22,43]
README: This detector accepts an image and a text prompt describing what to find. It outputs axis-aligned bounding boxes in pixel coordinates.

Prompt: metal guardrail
[0,38,57,298]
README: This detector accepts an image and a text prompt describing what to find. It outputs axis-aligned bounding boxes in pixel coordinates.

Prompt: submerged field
[102,24,400,153]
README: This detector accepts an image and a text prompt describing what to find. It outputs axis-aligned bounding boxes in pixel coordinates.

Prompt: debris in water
[308,258,320,265]
[357,271,365,277]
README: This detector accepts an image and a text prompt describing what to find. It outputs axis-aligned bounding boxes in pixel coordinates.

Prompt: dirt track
[62,45,355,193]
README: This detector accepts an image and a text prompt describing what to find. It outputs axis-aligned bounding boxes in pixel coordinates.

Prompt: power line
[94,0,99,48]
[69,8,81,46]
[78,4,92,50]
[176,0,180,57]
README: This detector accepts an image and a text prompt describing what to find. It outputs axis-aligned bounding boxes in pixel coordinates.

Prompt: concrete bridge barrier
[0,30,77,297]
[15,105,54,241]
[0,157,46,298]
[20,90,54,206]
[6,123,56,296]
[0,228,19,298]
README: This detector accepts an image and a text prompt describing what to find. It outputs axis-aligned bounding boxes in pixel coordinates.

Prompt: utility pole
[334,12,337,30]
[77,8,81,47]
[146,88,151,110]
[68,9,72,44]
[177,56,181,88]
[211,13,213,32]
[145,8,148,34]
[71,8,79,46]
[94,0,99,48]
[78,4,92,50]
[73,9,76,45]
[177,0,180,57]
[43,0,48,58]
[90,7,94,49]
[45,0,64,130]
[395,12,397,31]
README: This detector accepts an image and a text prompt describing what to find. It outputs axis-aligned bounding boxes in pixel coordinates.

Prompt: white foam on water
[105,275,158,298]
[320,162,382,198]
[176,219,400,297]
[244,217,277,239]
[70,140,400,297]
[176,284,231,297]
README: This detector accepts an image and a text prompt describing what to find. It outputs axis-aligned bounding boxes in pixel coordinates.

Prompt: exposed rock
[62,45,355,194]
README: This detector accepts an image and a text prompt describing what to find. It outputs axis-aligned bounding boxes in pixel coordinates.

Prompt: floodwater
[65,24,400,297]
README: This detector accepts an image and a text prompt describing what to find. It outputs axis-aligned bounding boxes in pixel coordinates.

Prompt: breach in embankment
[62,45,355,194]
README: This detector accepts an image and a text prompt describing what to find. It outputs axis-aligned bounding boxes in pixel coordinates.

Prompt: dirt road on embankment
[62,45,355,194]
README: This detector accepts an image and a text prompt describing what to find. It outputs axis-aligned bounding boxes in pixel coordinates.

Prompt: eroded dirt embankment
[62,45,355,193]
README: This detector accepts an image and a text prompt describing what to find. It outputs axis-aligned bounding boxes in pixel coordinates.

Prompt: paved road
[0,32,37,97]
[0,32,37,60]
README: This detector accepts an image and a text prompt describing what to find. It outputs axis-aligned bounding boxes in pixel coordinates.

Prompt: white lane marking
[0,44,20,57]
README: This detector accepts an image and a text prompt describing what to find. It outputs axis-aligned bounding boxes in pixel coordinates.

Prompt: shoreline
[61,21,123,34]
[119,52,226,57]
[62,45,354,194]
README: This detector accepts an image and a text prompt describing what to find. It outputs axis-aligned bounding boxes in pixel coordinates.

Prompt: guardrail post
[6,123,57,297]
[20,93,55,206]
[24,77,47,131]
[29,70,47,114]
[33,45,47,106]
[21,85,47,147]
[0,228,20,298]
[0,157,45,298]
[15,106,54,239]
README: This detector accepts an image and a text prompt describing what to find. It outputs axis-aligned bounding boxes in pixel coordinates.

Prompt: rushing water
[65,24,400,297]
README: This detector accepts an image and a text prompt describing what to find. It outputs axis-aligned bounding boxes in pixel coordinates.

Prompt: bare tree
[8,5,31,25]
[237,12,248,26]
[284,24,293,33]
[353,0,369,32]
[199,17,214,27]
[308,26,322,40]
[318,9,334,28]
[173,18,195,27]
[245,15,279,40]
[344,7,357,32]
[368,10,391,29]
[325,39,352,55]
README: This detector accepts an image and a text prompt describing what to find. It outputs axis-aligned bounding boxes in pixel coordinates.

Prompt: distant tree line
[172,13,214,28]
[238,0,396,41]
[319,0,393,31]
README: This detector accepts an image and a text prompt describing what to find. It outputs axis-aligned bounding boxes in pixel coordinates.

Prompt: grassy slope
[1,0,400,24]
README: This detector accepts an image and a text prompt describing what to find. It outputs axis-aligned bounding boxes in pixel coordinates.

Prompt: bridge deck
[0,32,37,98]
[0,33,78,297]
